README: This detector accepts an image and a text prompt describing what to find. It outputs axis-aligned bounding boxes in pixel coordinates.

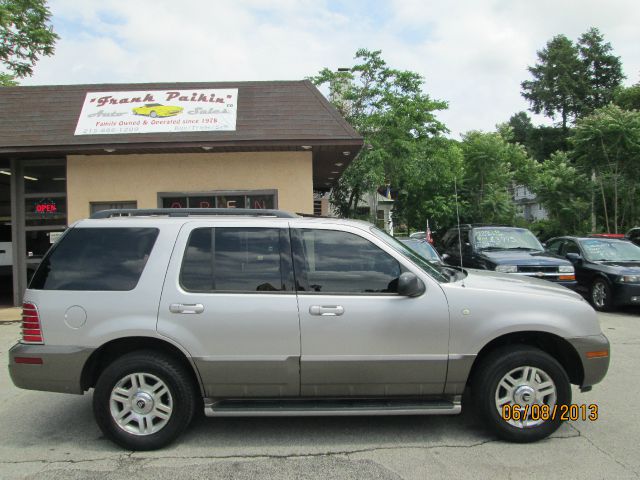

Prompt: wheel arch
[81,336,204,396]
[466,331,584,388]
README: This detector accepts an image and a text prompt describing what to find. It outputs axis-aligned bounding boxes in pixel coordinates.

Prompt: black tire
[472,346,571,443]
[93,351,197,450]
[590,278,613,312]
[150,111,157,118]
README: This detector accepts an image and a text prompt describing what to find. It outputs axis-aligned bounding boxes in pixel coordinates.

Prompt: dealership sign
[74,89,238,135]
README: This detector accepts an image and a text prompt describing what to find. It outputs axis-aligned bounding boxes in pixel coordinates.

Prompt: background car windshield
[580,239,640,261]
[371,228,449,282]
[402,240,440,262]
[472,228,543,251]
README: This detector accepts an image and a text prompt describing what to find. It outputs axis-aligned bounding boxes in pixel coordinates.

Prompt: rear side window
[180,227,291,293]
[29,228,159,291]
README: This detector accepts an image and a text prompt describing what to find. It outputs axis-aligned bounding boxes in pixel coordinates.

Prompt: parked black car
[441,225,577,288]
[626,227,640,247]
[546,236,640,311]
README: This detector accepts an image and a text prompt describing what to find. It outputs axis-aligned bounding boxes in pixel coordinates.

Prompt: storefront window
[25,196,67,227]
[159,190,277,210]
[23,164,66,195]
[216,195,245,209]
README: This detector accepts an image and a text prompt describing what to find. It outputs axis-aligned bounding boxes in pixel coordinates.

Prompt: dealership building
[0,81,363,305]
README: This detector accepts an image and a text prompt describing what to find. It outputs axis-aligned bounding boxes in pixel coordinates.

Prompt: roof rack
[90,208,298,219]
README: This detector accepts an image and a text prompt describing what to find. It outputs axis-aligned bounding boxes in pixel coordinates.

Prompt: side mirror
[442,253,450,261]
[566,252,582,263]
[541,242,547,248]
[397,272,426,297]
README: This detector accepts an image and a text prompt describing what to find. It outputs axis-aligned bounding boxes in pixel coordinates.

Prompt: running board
[204,397,462,417]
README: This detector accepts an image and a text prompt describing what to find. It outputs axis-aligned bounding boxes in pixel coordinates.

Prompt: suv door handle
[309,305,344,316]
[169,303,204,314]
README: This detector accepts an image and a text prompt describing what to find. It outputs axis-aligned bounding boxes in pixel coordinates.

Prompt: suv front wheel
[473,346,571,443]
[93,351,197,450]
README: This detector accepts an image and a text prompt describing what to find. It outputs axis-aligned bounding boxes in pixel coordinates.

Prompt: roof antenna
[454,177,466,287]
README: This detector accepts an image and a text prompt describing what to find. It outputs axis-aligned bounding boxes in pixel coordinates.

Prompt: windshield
[370,227,451,282]
[472,228,544,252]
[400,239,440,262]
[580,239,640,262]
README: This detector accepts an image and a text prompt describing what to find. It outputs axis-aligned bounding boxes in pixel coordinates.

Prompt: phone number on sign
[501,404,598,422]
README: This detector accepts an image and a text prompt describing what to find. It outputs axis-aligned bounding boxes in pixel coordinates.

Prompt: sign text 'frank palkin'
[74,89,238,135]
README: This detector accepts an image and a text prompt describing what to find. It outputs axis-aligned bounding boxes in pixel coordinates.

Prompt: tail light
[21,302,44,344]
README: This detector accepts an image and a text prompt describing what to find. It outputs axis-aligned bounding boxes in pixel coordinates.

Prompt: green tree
[530,151,591,235]
[521,35,584,132]
[506,111,534,147]
[572,104,640,232]
[615,82,640,111]
[577,27,625,112]
[309,49,448,218]
[394,137,464,233]
[0,0,58,86]
[459,131,535,224]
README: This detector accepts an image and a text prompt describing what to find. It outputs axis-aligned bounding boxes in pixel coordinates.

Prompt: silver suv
[9,209,610,450]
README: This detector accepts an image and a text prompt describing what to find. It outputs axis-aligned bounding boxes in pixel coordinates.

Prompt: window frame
[290,227,405,296]
[178,226,294,295]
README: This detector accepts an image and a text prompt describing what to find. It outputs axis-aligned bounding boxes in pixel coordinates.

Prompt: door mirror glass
[566,252,582,263]
[397,272,426,297]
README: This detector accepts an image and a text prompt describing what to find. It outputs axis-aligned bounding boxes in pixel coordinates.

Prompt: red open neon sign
[35,200,57,214]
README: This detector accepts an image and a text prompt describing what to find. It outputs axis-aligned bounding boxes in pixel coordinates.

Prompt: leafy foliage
[577,27,625,112]
[521,35,584,131]
[459,130,536,225]
[309,49,448,219]
[521,28,624,131]
[615,83,640,111]
[0,0,58,85]
[571,104,640,233]
[530,151,591,235]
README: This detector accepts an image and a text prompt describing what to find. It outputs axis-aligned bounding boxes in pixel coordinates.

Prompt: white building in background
[513,185,548,221]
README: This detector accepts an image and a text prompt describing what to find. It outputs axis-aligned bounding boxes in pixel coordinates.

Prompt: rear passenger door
[157,221,300,398]
[292,225,450,397]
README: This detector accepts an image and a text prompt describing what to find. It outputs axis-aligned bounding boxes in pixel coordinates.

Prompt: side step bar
[204,396,462,417]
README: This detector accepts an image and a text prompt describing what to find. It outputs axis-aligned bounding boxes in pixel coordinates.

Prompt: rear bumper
[566,334,610,388]
[8,343,94,394]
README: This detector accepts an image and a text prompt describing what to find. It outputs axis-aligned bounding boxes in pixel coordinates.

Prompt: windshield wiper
[502,247,542,251]
[479,246,508,251]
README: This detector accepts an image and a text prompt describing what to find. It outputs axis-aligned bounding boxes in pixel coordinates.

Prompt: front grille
[517,266,558,273]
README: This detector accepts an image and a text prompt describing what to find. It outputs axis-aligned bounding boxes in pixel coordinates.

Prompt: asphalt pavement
[0,310,638,480]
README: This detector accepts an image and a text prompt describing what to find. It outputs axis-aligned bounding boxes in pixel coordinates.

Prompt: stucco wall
[66,151,313,222]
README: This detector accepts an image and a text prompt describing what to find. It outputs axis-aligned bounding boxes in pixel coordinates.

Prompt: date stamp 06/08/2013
[501,404,599,422]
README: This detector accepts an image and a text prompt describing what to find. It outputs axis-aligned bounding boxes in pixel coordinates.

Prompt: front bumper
[8,343,94,395]
[566,334,610,389]
[613,283,640,307]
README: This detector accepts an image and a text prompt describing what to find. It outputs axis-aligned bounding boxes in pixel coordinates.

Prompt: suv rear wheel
[93,351,196,450]
[473,346,571,443]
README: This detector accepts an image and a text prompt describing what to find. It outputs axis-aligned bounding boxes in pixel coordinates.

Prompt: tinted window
[564,241,580,255]
[180,227,288,292]
[30,228,158,290]
[295,229,401,294]
[546,240,564,255]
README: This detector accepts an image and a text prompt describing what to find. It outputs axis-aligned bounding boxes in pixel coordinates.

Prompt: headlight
[618,275,640,283]
[495,265,518,273]
[559,265,575,274]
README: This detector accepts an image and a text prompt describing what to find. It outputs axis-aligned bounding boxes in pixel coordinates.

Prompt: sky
[20,0,640,138]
